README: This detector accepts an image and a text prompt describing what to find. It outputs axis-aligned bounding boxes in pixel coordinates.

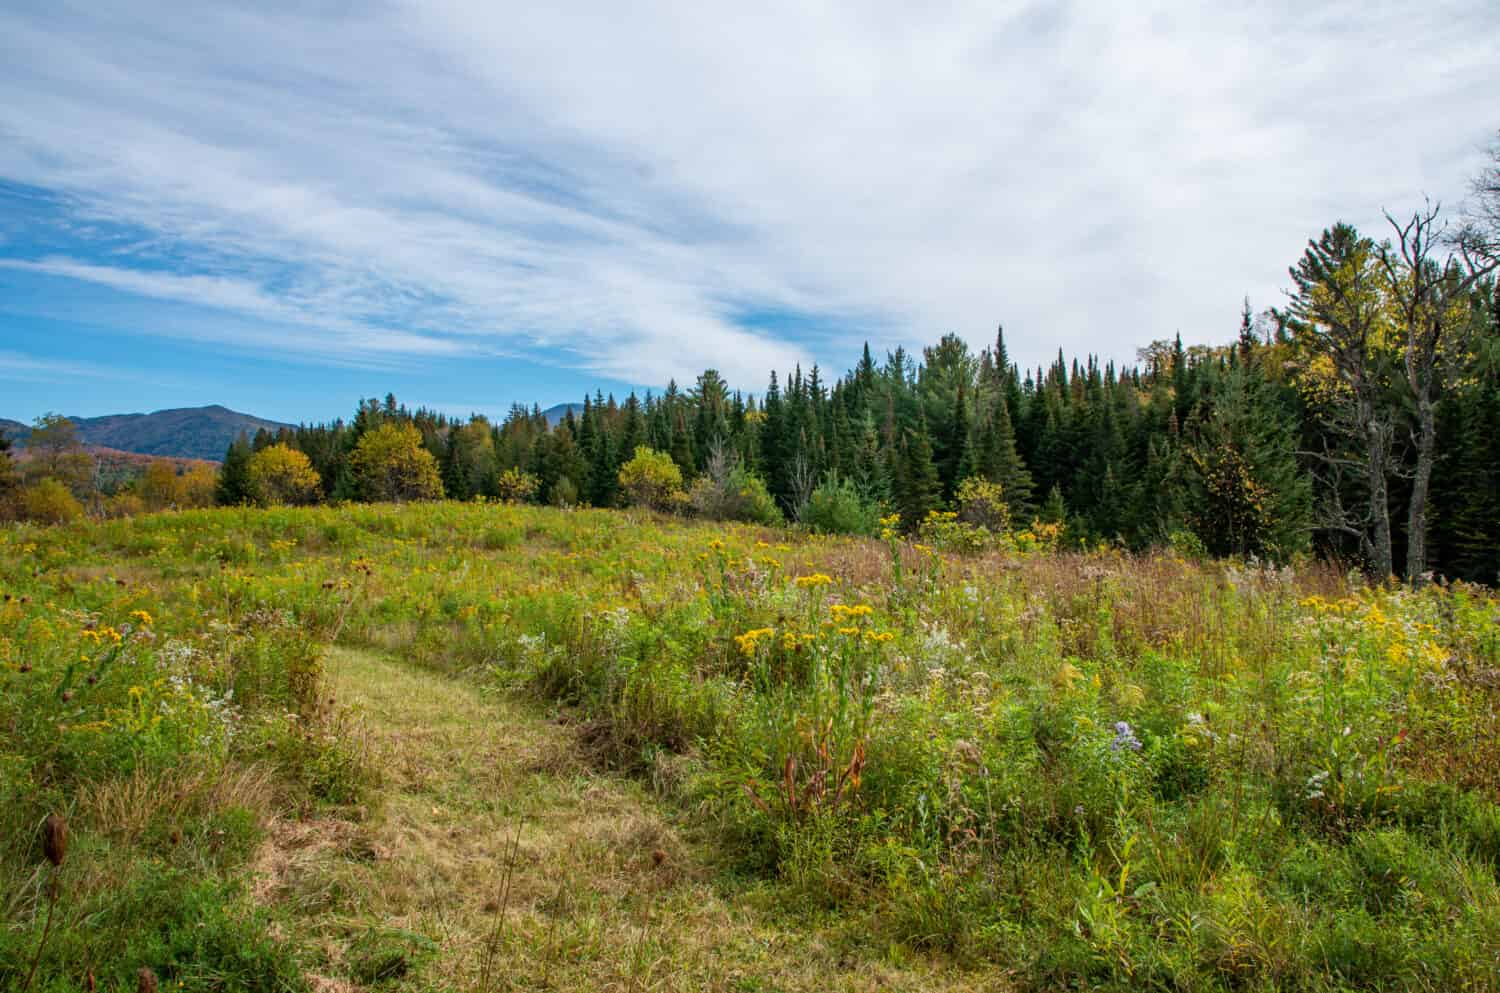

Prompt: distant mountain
[541,402,584,427]
[0,405,294,462]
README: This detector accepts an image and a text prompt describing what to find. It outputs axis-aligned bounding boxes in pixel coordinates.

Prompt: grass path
[256,648,1000,992]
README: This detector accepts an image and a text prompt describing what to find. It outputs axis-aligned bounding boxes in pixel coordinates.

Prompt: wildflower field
[3,503,1499,991]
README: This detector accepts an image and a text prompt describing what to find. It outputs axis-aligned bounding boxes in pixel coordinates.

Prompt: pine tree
[972,394,1034,517]
[619,393,645,465]
[1039,484,1067,525]
[217,434,254,506]
[1439,321,1500,581]
[851,411,888,504]
[1185,365,1312,560]
[896,422,940,532]
[936,381,971,500]
[1237,298,1258,364]
[590,424,620,507]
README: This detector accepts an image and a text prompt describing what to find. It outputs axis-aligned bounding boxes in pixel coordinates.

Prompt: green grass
[3,502,1498,990]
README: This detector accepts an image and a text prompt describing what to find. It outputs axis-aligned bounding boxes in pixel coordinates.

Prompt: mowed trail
[254,647,1000,992]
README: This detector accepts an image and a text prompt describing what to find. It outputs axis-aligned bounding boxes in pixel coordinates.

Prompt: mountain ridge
[0,402,588,461]
[0,405,294,462]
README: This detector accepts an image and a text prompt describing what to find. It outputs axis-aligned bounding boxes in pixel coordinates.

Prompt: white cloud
[0,0,1495,387]
[0,349,109,382]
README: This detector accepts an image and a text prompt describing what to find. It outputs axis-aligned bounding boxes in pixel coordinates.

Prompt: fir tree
[896,421,940,532]
[216,434,254,506]
[1039,484,1067,525]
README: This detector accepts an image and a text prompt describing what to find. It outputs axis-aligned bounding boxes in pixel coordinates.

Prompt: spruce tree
[896,422,940,532]
[1039,484,1067,525]
[1441,340,1500,581]
[974,395,1034,517]
[619,393,645,462]
[937,381,971,500]
[217,434,254,506]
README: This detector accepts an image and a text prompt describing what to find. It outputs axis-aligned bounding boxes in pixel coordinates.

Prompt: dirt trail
[256,647,997,992]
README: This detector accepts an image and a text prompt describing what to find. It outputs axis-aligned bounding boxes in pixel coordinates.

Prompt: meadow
[2,502,1498,991]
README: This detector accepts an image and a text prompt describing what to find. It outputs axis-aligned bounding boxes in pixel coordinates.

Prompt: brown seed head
[651,848,667,867]
[137,967,159,993]
[42,813,67,867]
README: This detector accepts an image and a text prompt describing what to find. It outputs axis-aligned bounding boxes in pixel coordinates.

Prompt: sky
[1,1,1497,425]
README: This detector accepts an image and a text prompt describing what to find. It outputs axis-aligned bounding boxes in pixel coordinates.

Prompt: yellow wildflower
[734,627,775,657]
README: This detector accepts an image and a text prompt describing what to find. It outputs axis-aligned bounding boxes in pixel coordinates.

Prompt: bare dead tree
[690,435,739,519]
[1380,200,1500,581]
[1463,130,1500,243]
[702,435,735,488]
[788,452,818,523]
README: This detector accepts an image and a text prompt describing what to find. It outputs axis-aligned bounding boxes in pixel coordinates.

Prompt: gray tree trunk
[1406,395,1436,582]
[1363,398,1394,580]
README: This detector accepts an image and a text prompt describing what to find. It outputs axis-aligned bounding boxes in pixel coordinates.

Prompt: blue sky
[2,1,1497,425]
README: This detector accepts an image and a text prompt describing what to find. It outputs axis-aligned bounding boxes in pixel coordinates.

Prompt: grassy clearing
[273,647,1000,991]
[3,502,1499,990]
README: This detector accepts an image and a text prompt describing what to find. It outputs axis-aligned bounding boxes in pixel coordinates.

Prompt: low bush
[801,476,879,535]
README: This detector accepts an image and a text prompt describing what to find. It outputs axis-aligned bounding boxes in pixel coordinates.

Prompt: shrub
[549,475,579,507]
[104,491,148,519]
[617,446,684,512]
[954,476,1010,532]
[494,466,541,504]
[1168,527,1209,560]
[731,471,782,526]
[690,465,782,525]
[20,477,84,524]
[802,476,879,535]
[246,444,322,507]
[918,508,999,552]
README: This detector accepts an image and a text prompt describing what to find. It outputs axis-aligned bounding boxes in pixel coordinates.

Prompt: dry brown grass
[265,647,1010,991]
[78,763,278,846]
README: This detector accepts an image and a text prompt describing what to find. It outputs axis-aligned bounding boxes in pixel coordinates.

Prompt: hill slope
[541,401,584,426]
[0,405,293,461]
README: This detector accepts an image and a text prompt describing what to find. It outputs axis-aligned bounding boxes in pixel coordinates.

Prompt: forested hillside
[0,405,290,461]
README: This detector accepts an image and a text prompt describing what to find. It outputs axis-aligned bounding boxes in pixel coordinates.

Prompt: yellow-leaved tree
[138,459,183,510]
[617,446,684,512]
[246,444,322,507]
[350,423,444,503]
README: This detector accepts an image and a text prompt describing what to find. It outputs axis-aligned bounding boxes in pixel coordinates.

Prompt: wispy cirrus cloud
[0,349,111,382]
[0,0,1495,394]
